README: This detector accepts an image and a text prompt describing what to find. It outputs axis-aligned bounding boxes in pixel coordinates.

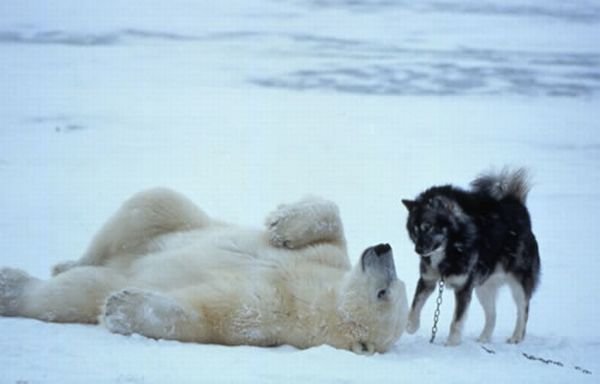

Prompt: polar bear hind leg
[265,196,346,249]
[53,188,211,275]
[1,266,125,323]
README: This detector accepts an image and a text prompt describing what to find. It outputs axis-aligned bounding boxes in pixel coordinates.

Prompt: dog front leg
[406,277,437,334]
[446,285,473,346]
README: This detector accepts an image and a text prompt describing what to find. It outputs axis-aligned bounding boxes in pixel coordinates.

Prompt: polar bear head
[337,243,408,354]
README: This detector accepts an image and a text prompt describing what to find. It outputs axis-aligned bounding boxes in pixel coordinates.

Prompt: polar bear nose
[374,243,391,256]
[360,243,397,283]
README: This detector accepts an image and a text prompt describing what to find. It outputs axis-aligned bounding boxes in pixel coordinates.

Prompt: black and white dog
[402,168,540,345]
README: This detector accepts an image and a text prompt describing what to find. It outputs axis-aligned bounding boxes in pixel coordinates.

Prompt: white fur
[445,274,469,289]
[506,275,528,344]
[475,267,506,343]
[473,266,530,344]
[0,188,408,354]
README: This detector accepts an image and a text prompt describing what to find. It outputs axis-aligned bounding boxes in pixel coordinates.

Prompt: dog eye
[420,223,431,232]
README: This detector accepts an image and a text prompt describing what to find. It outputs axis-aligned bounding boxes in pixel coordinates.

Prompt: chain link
[429,279,445,344]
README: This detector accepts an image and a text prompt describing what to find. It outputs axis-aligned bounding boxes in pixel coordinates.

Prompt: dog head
[402,193,468,260]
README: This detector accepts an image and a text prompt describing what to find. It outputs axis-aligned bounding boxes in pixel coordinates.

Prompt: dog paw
[506,335,524,344]
[478,331,493,343]
[477,335,492,344]
[0,268,33,316]
[445,333,462,346]
[406,317,420,334]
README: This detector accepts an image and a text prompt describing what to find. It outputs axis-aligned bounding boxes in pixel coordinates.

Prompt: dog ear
[402,199,416,211]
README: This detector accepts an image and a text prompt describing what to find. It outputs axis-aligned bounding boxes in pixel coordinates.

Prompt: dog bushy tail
[471,167,531,204]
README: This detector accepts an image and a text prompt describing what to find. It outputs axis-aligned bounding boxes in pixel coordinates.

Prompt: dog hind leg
[507,276,529,344]
[475,279,500,343]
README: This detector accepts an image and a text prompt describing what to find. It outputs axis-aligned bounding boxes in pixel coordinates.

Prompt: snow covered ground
[1,0,599,382]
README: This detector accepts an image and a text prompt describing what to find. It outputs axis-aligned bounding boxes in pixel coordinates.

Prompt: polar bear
[0,188,408,354]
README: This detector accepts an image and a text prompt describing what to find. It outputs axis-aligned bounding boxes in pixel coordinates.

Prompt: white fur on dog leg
[478,333,492,344]
[507,275,527,345]
[405,315,420,334]
[445,333,462,346]
[446,323,464,346]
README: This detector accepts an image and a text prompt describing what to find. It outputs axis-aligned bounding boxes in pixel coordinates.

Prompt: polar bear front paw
[265,197,343,249]
[265,204,304,249]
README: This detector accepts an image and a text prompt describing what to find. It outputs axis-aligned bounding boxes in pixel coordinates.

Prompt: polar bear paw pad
[103,289,147,335]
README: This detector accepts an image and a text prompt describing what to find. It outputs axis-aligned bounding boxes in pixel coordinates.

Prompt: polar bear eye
[377,289,387,299]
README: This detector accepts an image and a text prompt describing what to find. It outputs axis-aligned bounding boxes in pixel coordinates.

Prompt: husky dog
[401,168,540,346]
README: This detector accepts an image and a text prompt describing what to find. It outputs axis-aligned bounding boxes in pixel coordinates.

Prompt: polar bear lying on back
[0,188,408,354]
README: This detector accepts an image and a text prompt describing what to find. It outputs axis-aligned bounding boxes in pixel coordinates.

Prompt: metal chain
[481,346,592,375]
[522,352,592,375]
[429,279,445,344]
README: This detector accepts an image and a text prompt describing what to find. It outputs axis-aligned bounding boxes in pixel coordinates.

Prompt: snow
[1,0,599,382]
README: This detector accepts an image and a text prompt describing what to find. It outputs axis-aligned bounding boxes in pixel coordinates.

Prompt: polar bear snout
[360,244,397,283]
